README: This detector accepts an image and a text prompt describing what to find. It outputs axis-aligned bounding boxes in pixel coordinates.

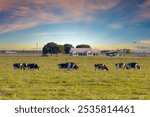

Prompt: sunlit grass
[0,54,150,99]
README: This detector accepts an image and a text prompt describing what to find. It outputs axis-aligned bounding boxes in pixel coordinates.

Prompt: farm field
[0,54,150,100]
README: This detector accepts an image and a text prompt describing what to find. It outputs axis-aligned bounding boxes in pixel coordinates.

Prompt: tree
[57,45,65,54]
[125,49,131,54]
[42,42,58,56]
[76,44,91,48]
[52,45,59,55]
[42,45,48,55]
[47,42,57,55]
[64,44,74,54]
[42,42,65,56]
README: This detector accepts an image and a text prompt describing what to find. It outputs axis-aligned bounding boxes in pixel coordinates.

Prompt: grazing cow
[95,64,109,71]
[115,63,126,69]
[125,62,141,69]
[25,63,39,70]
[58,62,79,70]
[13,63,27,70]
[13,63,22,70]
[20,63,27,70]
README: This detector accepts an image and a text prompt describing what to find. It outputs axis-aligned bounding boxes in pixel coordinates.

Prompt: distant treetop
[42,42,74,55]
[76,44,91,48]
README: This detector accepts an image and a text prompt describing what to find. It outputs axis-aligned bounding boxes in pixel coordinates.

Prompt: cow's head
[137,65,141,69]
[104,65,109,71]
[74,65,79,70]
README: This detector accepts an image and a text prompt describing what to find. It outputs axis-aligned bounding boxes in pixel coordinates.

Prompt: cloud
[12,6,63,23]
[137,0,150,8]
[0,0,119,34]
[139,40,150,44]
[34,32,79,36]
[109,23,123,29]
[86,0,119,11]
[135,0,150,21]
[0,0,18,11]
[0,21,38,34]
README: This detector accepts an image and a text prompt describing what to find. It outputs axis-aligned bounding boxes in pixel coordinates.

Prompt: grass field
[0,54,150,100]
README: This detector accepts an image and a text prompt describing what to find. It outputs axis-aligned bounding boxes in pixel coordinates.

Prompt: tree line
[42,42,91,56]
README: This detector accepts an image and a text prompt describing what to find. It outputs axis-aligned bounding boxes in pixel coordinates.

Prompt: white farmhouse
[69,48,100,56]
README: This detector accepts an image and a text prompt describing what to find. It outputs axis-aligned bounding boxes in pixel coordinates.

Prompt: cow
[13,63,22,70]
[25,63,39,70]
[125,62,141,69]
[13,63,27,70]
[58,62,79,70]
[20,63,27,70]
[95,64,109,71]
[115,63,126,69]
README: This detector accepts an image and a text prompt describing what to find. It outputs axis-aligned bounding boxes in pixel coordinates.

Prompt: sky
[0,0,150,50]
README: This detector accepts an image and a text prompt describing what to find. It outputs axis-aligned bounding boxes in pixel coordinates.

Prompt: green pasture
[0,54,150,99]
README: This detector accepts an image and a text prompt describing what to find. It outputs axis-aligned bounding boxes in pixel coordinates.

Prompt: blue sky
[0,0,150,50]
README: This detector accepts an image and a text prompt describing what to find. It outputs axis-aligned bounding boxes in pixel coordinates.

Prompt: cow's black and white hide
[25,63,39,70]
[115,63,126,69]
[13,63,26,70]
[95,64,109,71]
[13,63,22,70]
[58,62,79,70]
[125,62,141,69]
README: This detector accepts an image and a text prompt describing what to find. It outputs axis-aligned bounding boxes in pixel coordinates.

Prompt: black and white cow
[13,63,39,70]
[58,62,79,70]
[115,63,126,69]
[125,62,141,69]
[25,63,39,70]
[13,63,26,70]
[95,64,109,71]
[13,63,22,70]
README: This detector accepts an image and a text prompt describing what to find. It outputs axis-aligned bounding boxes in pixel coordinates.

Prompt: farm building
[106,51,119,57]
[69,48,101,56]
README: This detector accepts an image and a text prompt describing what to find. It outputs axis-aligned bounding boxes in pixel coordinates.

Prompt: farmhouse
[69,48,100,56]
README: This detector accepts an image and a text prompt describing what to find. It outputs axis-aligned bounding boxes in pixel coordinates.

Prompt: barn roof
[70,48,93,53]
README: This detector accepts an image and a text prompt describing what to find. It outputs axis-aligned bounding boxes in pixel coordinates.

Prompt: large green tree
[76,44,91,48]
[42,45,48,55]
[64,44,74,54]
[42,42,60,56]
[47,42,57,55]
[58,45,65,54]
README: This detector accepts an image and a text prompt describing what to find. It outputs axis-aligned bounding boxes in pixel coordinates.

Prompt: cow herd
[13,63,39,70]
[115,62,141,70]
[95,62,141,71]
[13,62,141,71]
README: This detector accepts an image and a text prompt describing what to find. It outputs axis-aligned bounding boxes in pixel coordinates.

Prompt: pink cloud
[0,0,16,11]
[137,10,150,20]
[86,0,119,11]
[0,21,38,34]
[0,0,119,34]
[135,0,150,21]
